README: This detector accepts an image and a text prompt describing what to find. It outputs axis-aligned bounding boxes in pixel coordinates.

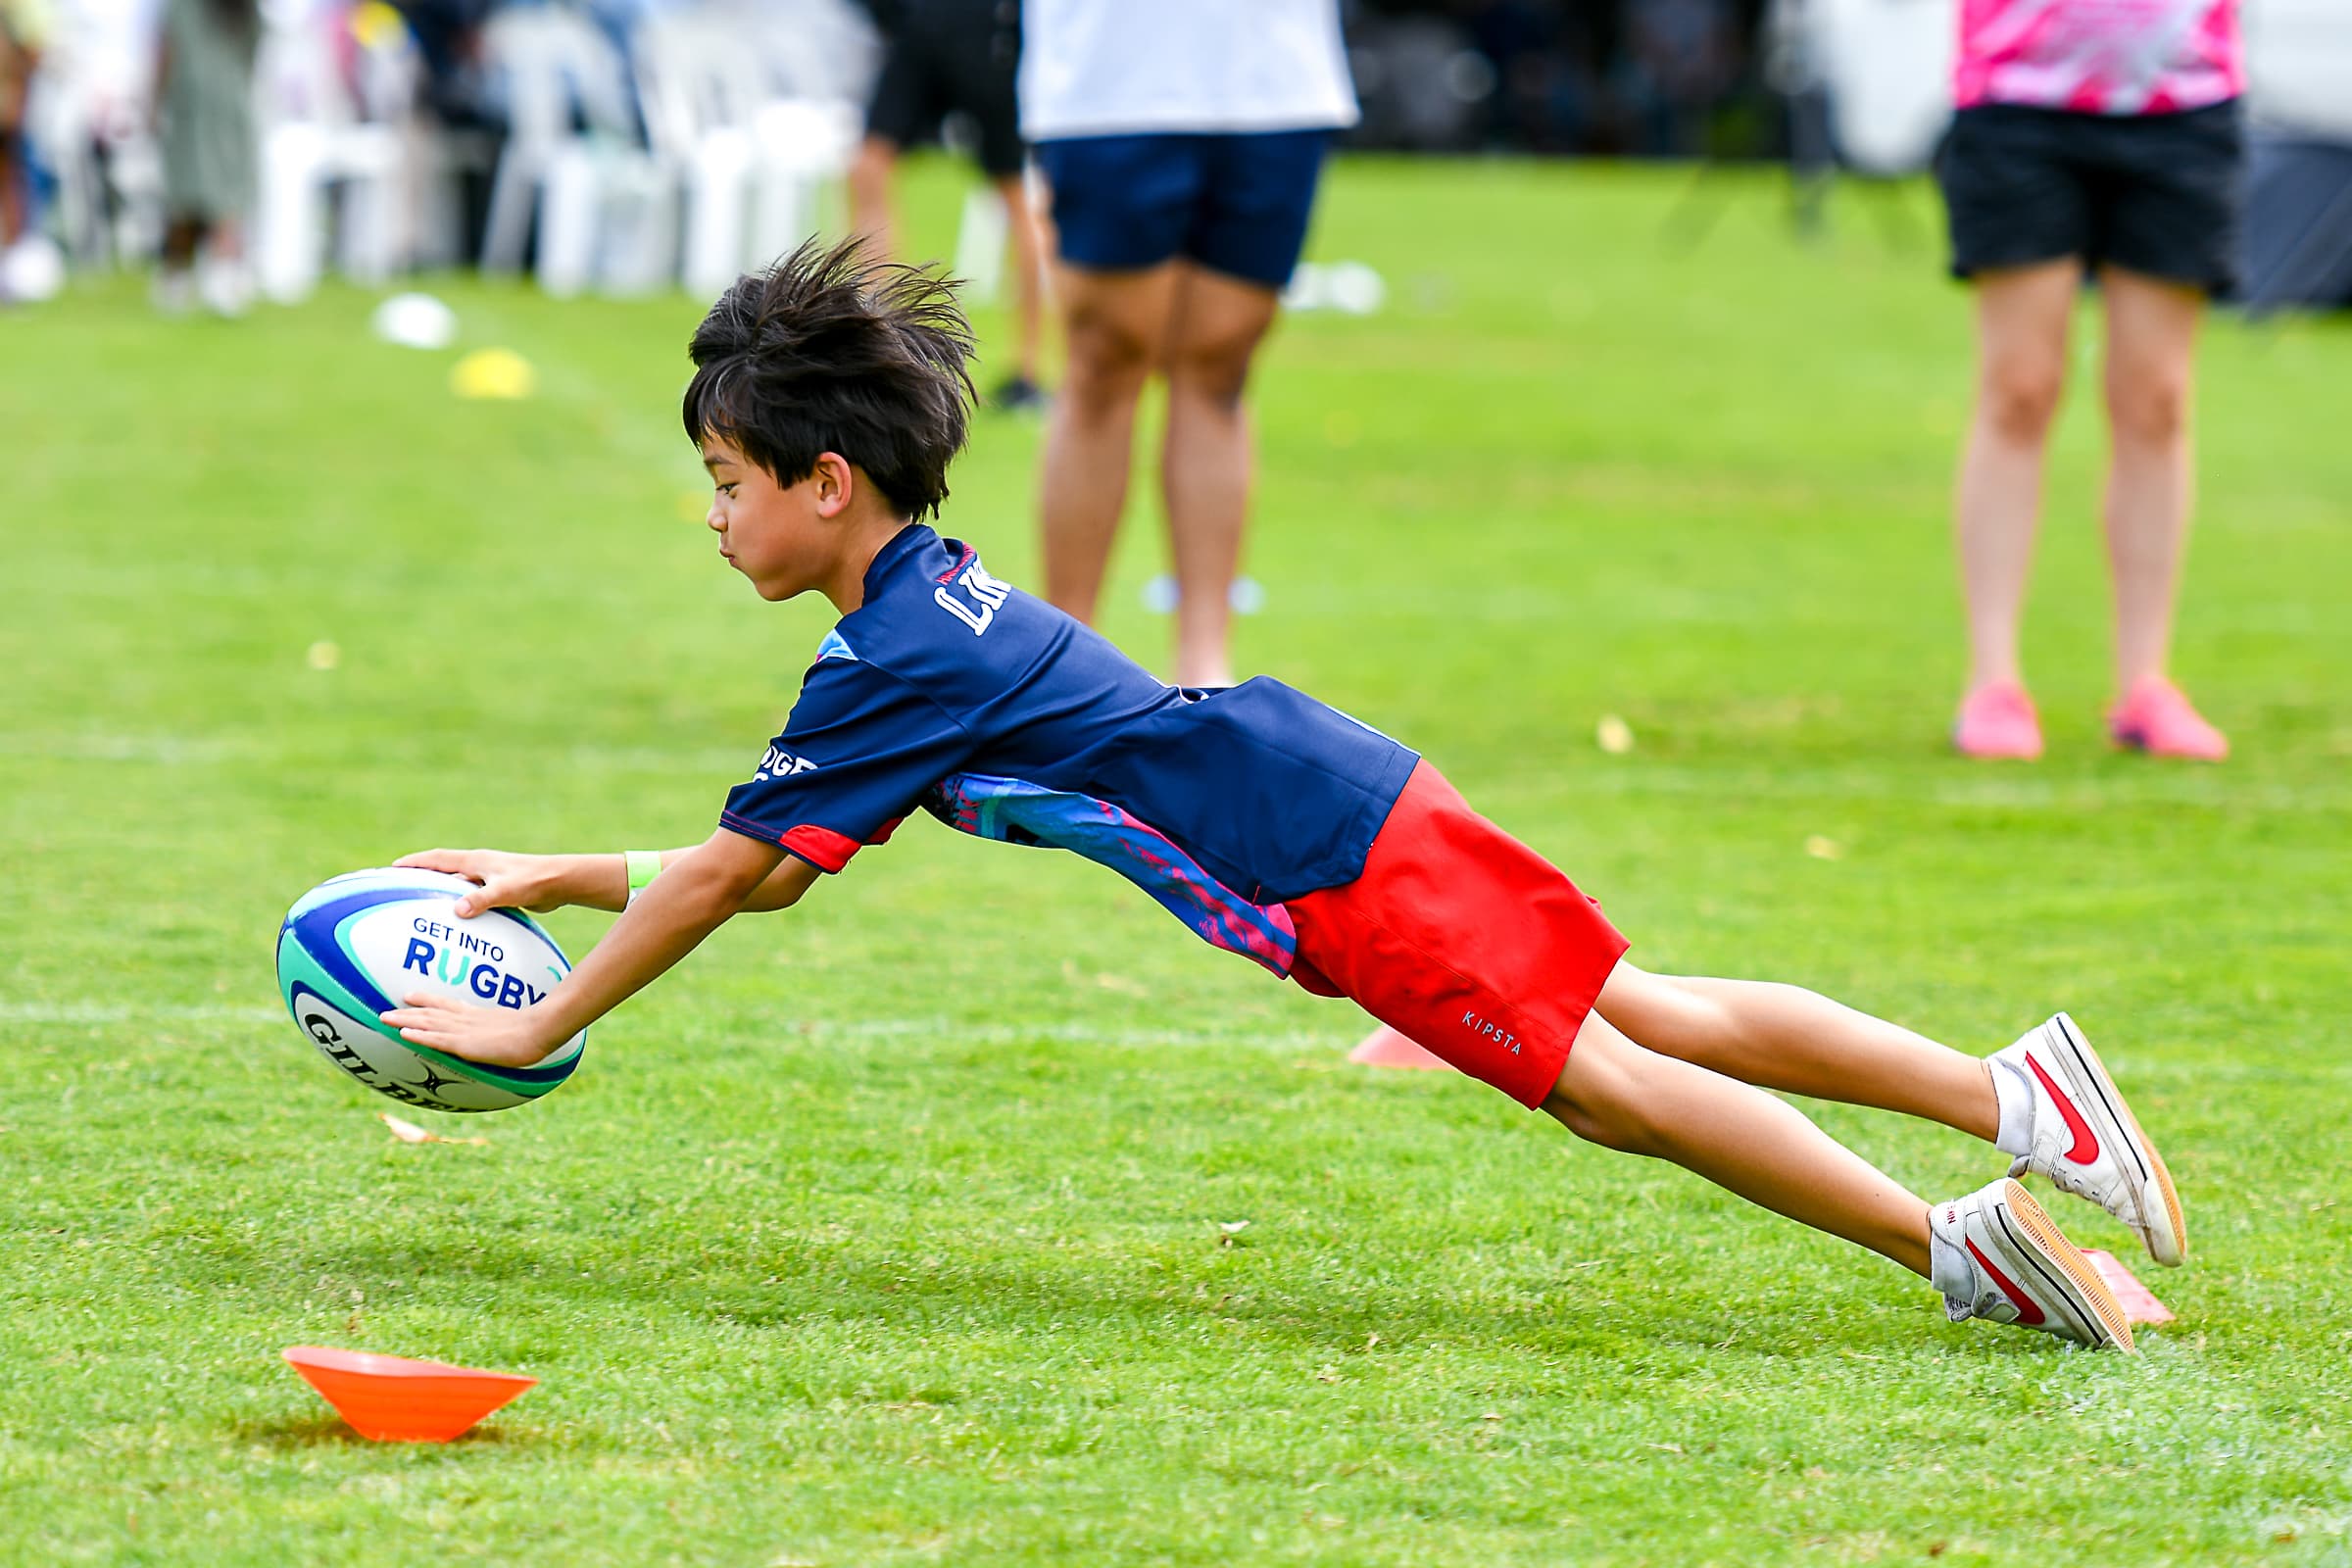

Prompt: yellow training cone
[451,348,537,401]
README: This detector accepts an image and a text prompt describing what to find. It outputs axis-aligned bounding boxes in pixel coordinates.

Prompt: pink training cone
[1348,1024,1453,1072]
[283,1346,536,1442]
[2078,1250,2177,1326]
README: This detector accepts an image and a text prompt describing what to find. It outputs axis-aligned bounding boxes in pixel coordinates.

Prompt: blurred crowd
[0,0,883,306]
[0,0,2344,312]
[1350,0,1769,157]
[0,0,1804,308]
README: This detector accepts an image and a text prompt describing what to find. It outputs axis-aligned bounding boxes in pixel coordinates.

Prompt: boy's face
[701,436,842,602]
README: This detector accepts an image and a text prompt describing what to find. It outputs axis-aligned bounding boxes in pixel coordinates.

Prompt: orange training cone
[2077,1250,2177,1326]
[282,1346,536,1442]
[1348,1024,1453,1072]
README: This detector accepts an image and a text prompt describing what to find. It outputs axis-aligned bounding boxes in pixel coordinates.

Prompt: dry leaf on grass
[380,1112,487,1147]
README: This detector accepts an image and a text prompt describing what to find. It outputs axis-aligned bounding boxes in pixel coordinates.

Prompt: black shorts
[864,0,1024,178]
[1936,101,2246,294]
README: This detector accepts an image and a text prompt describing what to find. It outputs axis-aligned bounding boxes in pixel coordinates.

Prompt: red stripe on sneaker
[1965,1238,2045,1325]
[2026,1053,2101,1165]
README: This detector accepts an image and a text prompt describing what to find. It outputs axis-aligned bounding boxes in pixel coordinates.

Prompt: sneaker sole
[1998,1179,2136,1352]
[2049,1013,2188,1267]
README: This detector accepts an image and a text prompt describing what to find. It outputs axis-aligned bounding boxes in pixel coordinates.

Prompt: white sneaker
[1990,1012,2186,1267]
[152,268,194,317]
[197,257,252,318]
[1932,1178,2135,1351]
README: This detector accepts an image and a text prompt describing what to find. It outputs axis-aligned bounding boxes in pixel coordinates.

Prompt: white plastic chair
[252,5,413,302]
[476,4,668,295]
[746,96,858,270]
[631,5,764,296]
[633,5,860,295]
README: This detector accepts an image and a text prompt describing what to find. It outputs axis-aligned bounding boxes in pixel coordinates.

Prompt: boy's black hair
[683,238,976,520]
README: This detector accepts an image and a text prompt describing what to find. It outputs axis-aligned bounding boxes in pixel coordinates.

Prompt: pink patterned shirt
[1956,0,2243,115]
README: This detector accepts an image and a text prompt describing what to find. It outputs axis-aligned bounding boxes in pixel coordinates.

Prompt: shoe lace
[2010,1152,2102,1206]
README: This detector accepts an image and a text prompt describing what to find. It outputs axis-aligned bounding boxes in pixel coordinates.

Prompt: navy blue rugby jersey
[718,524,1418,977]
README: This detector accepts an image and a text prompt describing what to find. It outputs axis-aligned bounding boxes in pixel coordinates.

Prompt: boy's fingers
[396,849,472,874]
[453,883,518,918]
[392,991,462,1014]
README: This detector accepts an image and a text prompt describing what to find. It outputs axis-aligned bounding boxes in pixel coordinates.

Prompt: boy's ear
[811,452,855,517]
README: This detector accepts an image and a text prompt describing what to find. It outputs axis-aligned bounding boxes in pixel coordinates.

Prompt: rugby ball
[276,867,585,1113]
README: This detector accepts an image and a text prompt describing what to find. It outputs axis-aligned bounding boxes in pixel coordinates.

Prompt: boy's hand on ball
[382,991,561,1067]
[395,849,570,917]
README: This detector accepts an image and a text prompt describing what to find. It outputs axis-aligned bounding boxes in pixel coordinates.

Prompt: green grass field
[5,159,2350,1566]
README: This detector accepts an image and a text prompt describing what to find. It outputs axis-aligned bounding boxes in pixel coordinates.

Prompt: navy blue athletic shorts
[1032,129,1334,289]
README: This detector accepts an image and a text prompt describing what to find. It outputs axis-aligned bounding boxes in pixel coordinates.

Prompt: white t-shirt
[1018,0,1360,141]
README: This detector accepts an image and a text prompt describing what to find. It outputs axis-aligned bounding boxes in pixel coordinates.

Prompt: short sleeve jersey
[1016,0,1358,141]
[1955,0,2242,116]
[720,525,1417,977]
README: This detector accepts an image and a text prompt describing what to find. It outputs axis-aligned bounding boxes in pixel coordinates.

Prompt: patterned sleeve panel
[924,772,1298,977]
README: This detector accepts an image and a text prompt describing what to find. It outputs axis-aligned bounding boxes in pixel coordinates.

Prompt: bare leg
[1037,261,1177,626]
[1595,962,1999,1142]
[1159,263,1280,687]
[847,135,899,256]
[0,143,21,247]
[995,172,1047,385]
[1544,1010,1933,1276]
[2098,266,2203,694]
[162,215,203,270]
[1955,260,2078,693]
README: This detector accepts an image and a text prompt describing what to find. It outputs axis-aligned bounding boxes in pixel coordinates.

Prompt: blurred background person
[1614,0,1742,157]
[0,0,52,262]
[850,0,1045,411]
[1938,0,2245,761]
[1022,0,1355,689]
[151,0,257,315]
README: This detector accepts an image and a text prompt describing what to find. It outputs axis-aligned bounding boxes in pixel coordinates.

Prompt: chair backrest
[482,4,639,143]
[751,95,858,172]
[726,0,880,106]
[1813,0,1955,176]
[256,9,360,130]
[630,6,768,155]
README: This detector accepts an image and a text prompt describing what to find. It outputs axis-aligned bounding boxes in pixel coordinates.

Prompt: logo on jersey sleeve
[751,745,820,783]
[815,628,858,662]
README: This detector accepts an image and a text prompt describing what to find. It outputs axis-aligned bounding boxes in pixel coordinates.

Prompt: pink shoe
[1954,681,2043,760]
[2109,676,2229,760]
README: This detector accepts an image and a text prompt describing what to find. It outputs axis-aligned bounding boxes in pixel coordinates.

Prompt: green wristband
[624,850,662,908]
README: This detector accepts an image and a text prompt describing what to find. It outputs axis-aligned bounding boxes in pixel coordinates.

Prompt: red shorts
[1287,761,1630,1107]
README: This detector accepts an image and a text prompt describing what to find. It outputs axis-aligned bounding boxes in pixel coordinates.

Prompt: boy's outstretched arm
[379,830,794,1067]
[393,843,818,917]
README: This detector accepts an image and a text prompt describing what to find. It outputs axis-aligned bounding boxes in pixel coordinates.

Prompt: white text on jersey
[934,560,1012,636]
[752,746,820,783]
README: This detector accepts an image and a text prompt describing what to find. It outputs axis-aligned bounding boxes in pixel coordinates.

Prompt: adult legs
[1543,1008,1934,1276]
[847,135,900,255]
[1158,263,1280,687]
[2097,265,2204,695]
[1593,962,1999,1142]
[161,214,205,270]
[1037,262,1179,626]
[1954,260,2079,694]
[995,172,1048,386]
